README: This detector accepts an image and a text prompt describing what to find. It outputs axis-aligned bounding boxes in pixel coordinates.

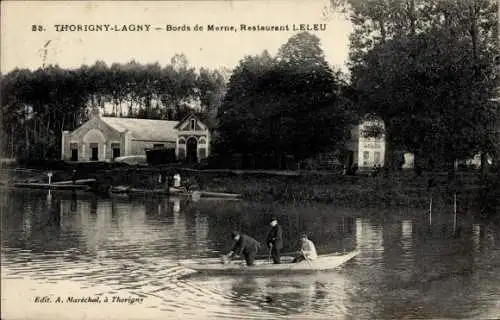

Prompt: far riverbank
[4,163,498,213]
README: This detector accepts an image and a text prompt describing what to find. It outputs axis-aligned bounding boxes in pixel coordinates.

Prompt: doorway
[111,143,121,159]
[70,143,78,161]
[345,150,354,167]
[186,137,198,163]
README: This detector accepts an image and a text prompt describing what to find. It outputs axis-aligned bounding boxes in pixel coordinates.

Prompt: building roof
[101,117,178,142]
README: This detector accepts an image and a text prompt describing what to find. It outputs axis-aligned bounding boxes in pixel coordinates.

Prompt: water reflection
[1,189,500,320]
[207,273,349,318]
[400,220,414,264]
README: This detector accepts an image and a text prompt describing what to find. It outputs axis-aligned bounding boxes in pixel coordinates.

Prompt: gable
[176,114,208,132]
[68,117,121,139]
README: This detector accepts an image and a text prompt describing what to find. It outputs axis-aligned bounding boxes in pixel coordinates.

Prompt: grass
[5,163,497,208]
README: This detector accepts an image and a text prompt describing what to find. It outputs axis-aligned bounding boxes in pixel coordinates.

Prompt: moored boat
[168,187,242,199]
[12,182,90,191]
[180,250,360,276]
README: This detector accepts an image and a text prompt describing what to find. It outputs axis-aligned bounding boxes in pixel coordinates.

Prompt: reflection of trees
[5,191,87,253]
[477,185,500,222]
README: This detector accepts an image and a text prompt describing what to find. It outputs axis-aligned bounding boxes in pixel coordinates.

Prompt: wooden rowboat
[181,250,360,276]
[13,182,90,191]
[169,187,242,199]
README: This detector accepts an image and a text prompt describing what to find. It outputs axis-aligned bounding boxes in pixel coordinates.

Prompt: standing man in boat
[293,233,318,263]
[266,217,283,264]
[225,231,261,266]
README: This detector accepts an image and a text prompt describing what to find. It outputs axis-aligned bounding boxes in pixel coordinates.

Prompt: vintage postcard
[1,0,499,320]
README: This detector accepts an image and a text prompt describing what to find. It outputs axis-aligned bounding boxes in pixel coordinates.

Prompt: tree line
[1,0,498,173]
[0,54,227,160]
[214,0,498,171]
[335,0,499,172]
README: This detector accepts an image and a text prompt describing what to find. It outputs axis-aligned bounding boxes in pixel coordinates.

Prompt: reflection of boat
[181,250,360,276]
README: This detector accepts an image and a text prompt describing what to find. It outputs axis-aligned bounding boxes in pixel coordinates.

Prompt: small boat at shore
[12,182,90,191]
[181,250,360,276]
[109,186,242,199]
[169,187,242,199]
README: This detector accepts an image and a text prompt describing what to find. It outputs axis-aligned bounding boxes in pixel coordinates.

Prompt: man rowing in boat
[224,231,261,266]
[292,233,318,263]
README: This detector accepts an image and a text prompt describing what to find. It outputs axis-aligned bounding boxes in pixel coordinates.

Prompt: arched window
[178,138,186,144]
[198,138,206,145]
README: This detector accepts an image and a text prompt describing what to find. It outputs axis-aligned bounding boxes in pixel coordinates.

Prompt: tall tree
[216,33,356,168]
[215,50,276,164]
[353,31,497,170]
[332,0,499,171]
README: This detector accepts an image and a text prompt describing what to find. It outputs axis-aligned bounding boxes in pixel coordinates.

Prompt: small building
[345,117,386,169]
[345,116,414,170]
[61,109,211,163]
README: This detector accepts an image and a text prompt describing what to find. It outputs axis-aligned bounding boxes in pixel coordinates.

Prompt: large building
[61,109,211,163]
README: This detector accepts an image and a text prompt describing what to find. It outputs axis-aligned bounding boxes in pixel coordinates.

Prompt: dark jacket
[231,234,260,256]
[266,225,283,250]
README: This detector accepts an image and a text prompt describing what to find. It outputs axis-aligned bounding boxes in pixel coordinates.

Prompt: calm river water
[1,188,500,320]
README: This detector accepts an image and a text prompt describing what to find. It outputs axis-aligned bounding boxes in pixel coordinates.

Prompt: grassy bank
[181,169,495,206]
[98,166,496,207]
[6,163,498,208]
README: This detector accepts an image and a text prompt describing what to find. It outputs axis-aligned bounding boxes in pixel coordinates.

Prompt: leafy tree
[196,68,226,127]
[332,0,499,172]
[215,50,276,164]
[215,33,356,168]
[353,31,497,170]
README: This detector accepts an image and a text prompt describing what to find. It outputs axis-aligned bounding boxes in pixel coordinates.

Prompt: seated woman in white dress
[293,233,318,263]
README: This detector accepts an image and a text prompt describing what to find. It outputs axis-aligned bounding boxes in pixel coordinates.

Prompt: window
[178,138,186,144]
[363,151,370,160]
[374,151,381,164]
[177,148,186,159]
[90,143,98,161]
[199,148,207,159]
[190,119,196,130]
[70,143,78,161]
[111,143,120,159]
[198,138,206,145]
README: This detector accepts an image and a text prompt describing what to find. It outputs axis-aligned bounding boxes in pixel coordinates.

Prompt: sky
[1,0,353,74]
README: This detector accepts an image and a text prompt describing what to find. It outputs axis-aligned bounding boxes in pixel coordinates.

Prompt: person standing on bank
[225,231,261,266]
[173,173,181,188]
[266,217,283,264]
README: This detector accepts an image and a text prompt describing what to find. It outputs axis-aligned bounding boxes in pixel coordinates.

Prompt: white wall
[358,120,385,168]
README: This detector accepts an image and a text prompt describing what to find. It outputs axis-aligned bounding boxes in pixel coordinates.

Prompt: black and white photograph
[0,0,499,319]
